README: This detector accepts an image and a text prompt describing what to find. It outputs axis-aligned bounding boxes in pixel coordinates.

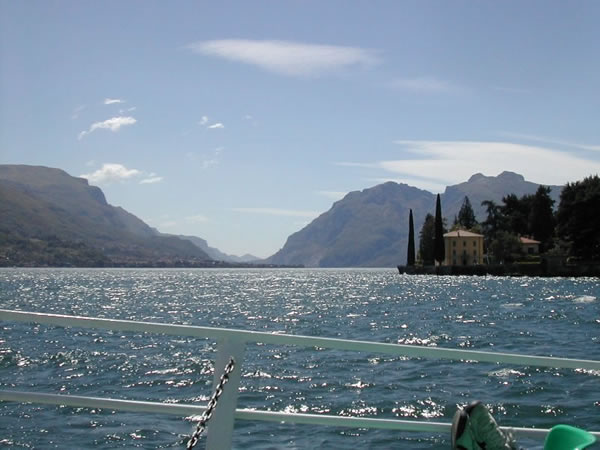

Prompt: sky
[1,1,600,258]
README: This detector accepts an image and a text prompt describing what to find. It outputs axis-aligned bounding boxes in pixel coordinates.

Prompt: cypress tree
[528,185,555,251]
[419,213,435,265]
[457,196,477,229]
[434,194,445,265]
[407,209,415,266]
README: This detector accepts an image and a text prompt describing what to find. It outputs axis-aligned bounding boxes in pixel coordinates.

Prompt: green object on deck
[544,424,597,450]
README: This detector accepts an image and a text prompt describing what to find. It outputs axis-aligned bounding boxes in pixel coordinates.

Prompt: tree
[406,209,415,266]
[528,185,555,251]
[434,194,445,265]
[557,175,600,260]
[490,231,522,264]
[481,200,500,241]
[418,213,435,265]
[456,196,477,229]
[500,193,532,236]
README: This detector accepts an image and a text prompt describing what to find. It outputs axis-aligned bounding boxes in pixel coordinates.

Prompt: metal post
[205,338,246,450]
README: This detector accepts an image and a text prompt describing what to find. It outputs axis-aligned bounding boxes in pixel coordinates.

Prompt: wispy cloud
[104,98,124,105]
[71,105,85,120]
[186,214,209,223]
[188,39,379,77]
[500,132,600,152]
[338,140,600,192]
[231,207,319,218]
[198,115,224,129]
[140,176,163,184]
[81,163,141,184]
[158,220,178,229]
[316,191,347,201]
[119,106,136,114]
[78,116,137,139]
[389,76,459,94]
[81,163,162,185]
[186,147,224,169]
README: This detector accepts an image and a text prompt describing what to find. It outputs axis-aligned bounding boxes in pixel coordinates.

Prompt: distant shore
[397,262,600,277]
[0,260,304,269]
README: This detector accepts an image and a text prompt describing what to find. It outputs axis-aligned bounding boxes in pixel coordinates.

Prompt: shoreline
[397,263,600,277]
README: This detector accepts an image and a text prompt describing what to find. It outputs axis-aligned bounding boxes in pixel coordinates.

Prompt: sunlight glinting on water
[1,269,599,448]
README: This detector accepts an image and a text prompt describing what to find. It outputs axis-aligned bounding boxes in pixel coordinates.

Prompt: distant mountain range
[173,235,260,263]
[0,165,563,267]
[265,172,562,267]
[0,165,256,266]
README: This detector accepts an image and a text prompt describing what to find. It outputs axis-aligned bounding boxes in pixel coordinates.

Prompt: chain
[186,357,236,449]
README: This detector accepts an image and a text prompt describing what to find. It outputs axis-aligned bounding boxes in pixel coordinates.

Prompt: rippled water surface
[1,269,599,448]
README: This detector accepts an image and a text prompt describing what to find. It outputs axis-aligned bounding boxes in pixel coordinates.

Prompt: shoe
[451,401,516,450]
[464,401,516,450]
[452,407,481,450]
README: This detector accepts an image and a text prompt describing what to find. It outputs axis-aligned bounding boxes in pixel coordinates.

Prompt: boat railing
[1,309,599,449]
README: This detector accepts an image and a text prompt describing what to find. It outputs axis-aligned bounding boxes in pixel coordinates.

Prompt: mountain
[0,165,211,266]
[266,172,563,267]
[443,172,562,220]
[266,182,434,267]
[175,235,260,263]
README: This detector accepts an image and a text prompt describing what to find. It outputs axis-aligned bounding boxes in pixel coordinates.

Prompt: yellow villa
[444,230,484,266]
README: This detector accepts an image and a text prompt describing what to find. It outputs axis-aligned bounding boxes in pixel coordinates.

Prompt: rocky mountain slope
[266,172,563,267]
[0,165,211,266]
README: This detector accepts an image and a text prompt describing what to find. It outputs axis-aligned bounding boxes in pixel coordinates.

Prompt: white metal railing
[1,309,599,448]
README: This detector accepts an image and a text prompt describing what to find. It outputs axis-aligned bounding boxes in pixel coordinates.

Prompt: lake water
[1,268,599,449]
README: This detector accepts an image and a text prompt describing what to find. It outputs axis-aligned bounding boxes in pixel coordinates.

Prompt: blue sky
[1,1,599,258]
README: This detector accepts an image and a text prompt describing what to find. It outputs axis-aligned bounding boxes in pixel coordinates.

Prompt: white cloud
[104,98,124,105]
[500,132,600,152]
[198,116,224,129]
[316,191,347,201]
[338,140,600,192]
[232,207,319,218]
[391,140,600,187]
[78,116,137,139]
[81,163,141,184]
[186,214,209,223]
[140,176,163,184]
[389,77,458,94]
[188,39,379,77]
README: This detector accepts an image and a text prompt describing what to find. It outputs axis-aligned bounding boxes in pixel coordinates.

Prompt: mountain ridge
[0,165,564,267]
[0,165,211,265]
[265,171,563,267]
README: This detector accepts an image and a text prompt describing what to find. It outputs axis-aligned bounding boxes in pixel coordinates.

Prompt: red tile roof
[519,237,541,244]
[443,230,484,238]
